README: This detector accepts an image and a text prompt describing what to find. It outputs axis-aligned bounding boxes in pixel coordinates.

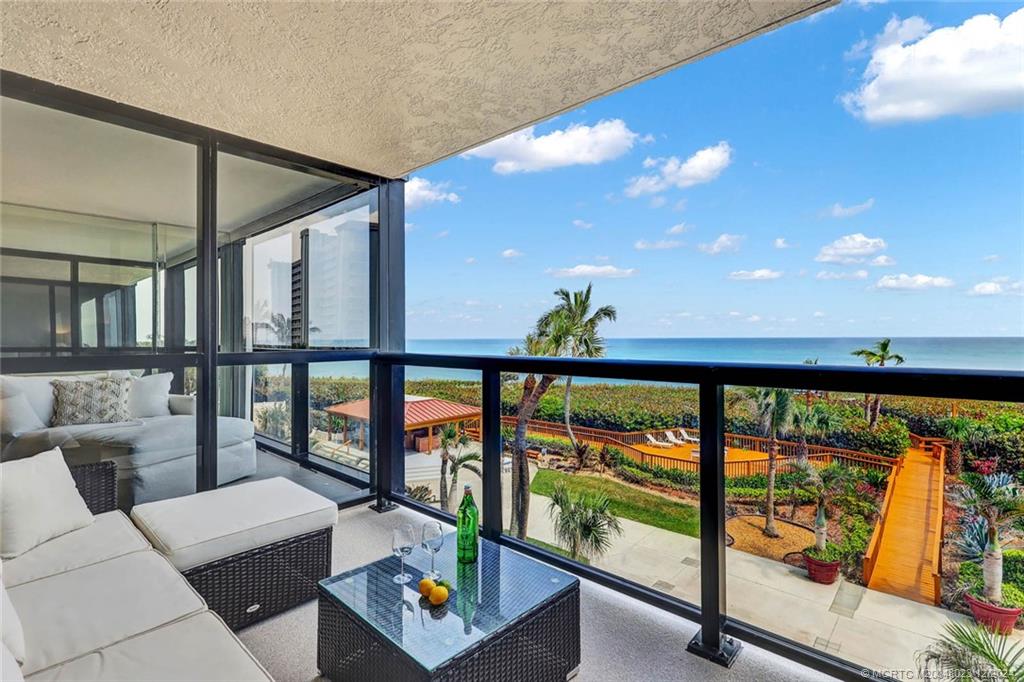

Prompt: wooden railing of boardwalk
[486,416,896,475]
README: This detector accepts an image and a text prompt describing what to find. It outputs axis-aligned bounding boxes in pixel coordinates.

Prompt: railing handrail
[931,443,946,605]
[863,456,903,583]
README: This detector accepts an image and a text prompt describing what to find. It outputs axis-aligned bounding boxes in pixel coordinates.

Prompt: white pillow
[0,448,94,559]
[0,394,45,437]
[0,373,112,426]
[129,373,172,418]
[1,578,25,668]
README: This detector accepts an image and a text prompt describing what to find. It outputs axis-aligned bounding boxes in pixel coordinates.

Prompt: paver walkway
[868,447,943,605]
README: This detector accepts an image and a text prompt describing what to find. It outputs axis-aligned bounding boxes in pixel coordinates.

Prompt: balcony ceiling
[0,1,832,179]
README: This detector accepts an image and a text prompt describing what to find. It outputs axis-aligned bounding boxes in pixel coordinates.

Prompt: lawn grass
[530,469,700,538]
[525,537,590,565]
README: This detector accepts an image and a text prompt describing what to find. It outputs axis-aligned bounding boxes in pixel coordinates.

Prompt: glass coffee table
[317,534,580,681]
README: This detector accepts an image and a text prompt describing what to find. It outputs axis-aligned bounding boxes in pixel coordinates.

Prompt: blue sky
[405,1,1024,340]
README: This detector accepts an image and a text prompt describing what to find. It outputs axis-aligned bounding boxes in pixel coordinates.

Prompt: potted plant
[803,543,842,584]
[793,461,851,583]
[956,473,1024,632]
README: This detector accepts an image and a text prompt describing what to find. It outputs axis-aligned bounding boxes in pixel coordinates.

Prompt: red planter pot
[966,593,1022,634]
[804,554,841,585]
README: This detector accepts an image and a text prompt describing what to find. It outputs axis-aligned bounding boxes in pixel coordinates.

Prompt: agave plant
[917,620,1024,682]
[955,516,991,564]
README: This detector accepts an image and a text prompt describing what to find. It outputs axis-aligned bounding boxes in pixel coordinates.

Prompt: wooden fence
[495,416,897,475]
[930,442,946,606]
[862,455,905,583]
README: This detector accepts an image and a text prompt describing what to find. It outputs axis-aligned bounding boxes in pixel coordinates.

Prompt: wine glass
[421,521,444,580]
[392,524,415,584]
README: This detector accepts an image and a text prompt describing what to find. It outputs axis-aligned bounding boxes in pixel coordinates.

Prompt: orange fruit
[428,585,449,606]
[418,578,436,598]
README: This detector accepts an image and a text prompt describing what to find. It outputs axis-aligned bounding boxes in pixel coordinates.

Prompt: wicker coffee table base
[317,583,580,682]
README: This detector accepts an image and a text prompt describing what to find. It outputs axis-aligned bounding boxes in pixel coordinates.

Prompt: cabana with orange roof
[325,395,481,452]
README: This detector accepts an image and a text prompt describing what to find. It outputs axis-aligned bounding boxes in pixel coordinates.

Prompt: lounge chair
[645,434,673,449]
[678,428,700,444]
[664,431,685,446]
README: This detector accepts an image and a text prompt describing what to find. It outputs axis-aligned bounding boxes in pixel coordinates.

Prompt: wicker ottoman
[131,477,337,629]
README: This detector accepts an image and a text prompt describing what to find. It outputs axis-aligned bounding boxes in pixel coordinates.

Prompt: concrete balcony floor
[238,504,834,682]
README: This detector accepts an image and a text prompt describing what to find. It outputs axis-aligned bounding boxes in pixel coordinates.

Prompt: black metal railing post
[481,369,502,540]
[292,362,309,460]
[688,380,741,666]
[370,359,401,512]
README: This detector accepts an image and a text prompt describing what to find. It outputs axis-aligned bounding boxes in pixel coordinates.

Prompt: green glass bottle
[456,560,479,635]
[456,484,479,564]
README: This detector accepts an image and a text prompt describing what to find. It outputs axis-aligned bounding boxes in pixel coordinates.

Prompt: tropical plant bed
[725,515,815,562]
[529,468,700,538]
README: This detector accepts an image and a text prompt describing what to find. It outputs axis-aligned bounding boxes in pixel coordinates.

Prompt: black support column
[480,369,502,540]
[687,381,741,666]
[195,140,219,492]
[370,361,403,512]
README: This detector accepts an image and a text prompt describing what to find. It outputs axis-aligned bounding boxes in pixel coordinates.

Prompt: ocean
[308,337,1023,380]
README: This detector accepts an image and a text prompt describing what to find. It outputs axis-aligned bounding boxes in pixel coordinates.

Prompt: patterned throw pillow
[51,376,133,426]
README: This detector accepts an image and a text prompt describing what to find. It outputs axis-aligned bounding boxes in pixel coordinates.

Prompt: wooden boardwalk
[867,447,943,605]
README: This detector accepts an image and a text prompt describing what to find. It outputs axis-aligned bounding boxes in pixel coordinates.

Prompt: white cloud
[827,198,875,218]
[870,255,895,266]
[547,264,636,279]
[406,177,460,211]
[572,219,593,230]
[464,257,477,264]
[698,233,744,255]
[463,119,638,173]
[876,273,954,290]
[434,229,449,239]
[983,254,1002,262]
[816,233,887,263]
[813,311,826,318]
[841,9,1024,123]
[501,248,523,259]
[729,269,783,281]
[846,15,931,60]
[816,269,869,280]
[968,279,1024,296]
[404,222,415,232]
[666,223,690,235]
[745,315,762,323]
[773,238,791,249]
[625,141,733,197]
[673,199,688,212]
[649,196,667,209]
[634,239,683,251]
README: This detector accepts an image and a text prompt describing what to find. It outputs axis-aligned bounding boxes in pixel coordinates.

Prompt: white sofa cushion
[0,394,45,437]
[1,578,25,667]
[0,373,114,427]
[0,448,94,559]
[3,511,150,587]
[9,551,205,675]
[2,642,24,682]
[128,373,172,419]
[24,612,271,681]
[131,477,338,571]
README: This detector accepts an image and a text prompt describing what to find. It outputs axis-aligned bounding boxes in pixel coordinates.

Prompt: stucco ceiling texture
[0,1,831,179]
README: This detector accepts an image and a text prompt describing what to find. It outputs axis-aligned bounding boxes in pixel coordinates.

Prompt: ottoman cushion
[130,477,337,571]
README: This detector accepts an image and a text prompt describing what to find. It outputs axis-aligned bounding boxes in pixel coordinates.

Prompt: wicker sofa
[0,372,257,509]
[3,462,273,681]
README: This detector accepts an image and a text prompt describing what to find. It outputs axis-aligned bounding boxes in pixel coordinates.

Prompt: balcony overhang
[0,1,834,179]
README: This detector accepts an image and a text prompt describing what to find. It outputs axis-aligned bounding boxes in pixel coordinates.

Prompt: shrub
[960,558,1024,609]
[726,487,815,505]
[616,466,653,485]
[805,543,842,562]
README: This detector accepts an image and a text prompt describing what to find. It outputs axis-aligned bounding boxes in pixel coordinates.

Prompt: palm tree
[793,462,851,551]
[729,386,795,537]
[508,327,566,539]
[446,451,482,513]
[789,402,841,464]
[537,284,617,454]
[851,338,905,429]
[437,422,470,513]
[547,481,624,562]
[918,620,1024,682]
[942,415,979,476]
[957,473,1024,604]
